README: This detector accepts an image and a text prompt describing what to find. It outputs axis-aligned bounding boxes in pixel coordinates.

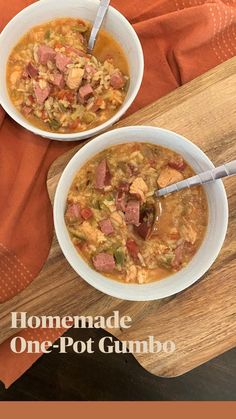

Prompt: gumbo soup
[65,143,208,284]
[7,18,129,133]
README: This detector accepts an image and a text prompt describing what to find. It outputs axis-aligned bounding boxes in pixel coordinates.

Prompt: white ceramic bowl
[0,0,144,141]
[54,126,228,301]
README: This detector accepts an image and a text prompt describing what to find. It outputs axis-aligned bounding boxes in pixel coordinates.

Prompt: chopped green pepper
[49,119,61,130]
[106,194,114,201]
[58,103,67,112]
[158,254,174,270]
[123,79,129,92]
[44,30,51,40]
[114,249,125,266]
[92,200,101,210]
[99,202,107,211]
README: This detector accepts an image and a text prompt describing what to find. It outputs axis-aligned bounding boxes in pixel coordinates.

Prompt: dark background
[0,328,235,401]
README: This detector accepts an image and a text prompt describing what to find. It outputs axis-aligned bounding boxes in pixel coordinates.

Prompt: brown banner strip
[0,401,236,418]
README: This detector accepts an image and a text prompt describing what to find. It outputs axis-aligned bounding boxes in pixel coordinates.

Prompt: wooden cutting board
[0,57,235,377]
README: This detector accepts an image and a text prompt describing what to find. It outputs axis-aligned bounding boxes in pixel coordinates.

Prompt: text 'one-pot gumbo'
[65,143,208,284]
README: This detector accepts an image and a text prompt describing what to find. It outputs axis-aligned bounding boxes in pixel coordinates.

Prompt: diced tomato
[168,157,186,171]
[54,42,63,49]
[171,242,185,270]
[56,89,74,102]
[65,46,76,55]
[91,97,104,112]
[130,144,140,152]
[66,46,87,57]
[149,159,156,168]
[69,118,81,130]
[57,89,70,100]
[57,89,66,99]
[135,222,151,240]
[169,231,180,240]
[50,87,59,98]
[28,95,35,104]
[76,241,89,254]
[22,106,32,116]
[105,54,114,63]
[65,91,75,103]
[80,207,93,220]
[76,242,85,251]
[117,181,130,192]
[42,110,48,120]
[77,18,87,25]
[126,239,139,258]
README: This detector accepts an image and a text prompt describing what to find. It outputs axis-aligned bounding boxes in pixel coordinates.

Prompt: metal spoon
[87,0,111,53]
[155,160,236,198]
[136,160,235,241]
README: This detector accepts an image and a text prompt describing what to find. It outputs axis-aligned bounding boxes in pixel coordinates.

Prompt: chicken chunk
[137,268,148,284]
[10,70,21,85]
[125,265,137,282]
[66,67,84,90]
[181,224,197,244]
[157,167,184,188]
[130,177,148,202]
[80,221,105,244]
[110,211,124,226]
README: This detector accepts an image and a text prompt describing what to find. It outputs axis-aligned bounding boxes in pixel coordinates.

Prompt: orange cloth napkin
[0,0,235,388]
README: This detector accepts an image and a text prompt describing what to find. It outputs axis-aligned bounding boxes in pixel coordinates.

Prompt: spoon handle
[87,0,111,53]
[156,160,236,197]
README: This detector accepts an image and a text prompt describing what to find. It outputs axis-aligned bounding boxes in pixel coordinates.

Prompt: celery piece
[82,112,96,124]
[72,25,88,33]
[71,106,85,121]
[69,228,86,241]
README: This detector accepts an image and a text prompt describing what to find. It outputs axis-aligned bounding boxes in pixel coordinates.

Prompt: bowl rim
[53,126,229,301]
[0,0,144,141]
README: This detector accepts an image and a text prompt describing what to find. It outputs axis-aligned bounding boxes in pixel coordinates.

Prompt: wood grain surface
[0,57,235,377]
